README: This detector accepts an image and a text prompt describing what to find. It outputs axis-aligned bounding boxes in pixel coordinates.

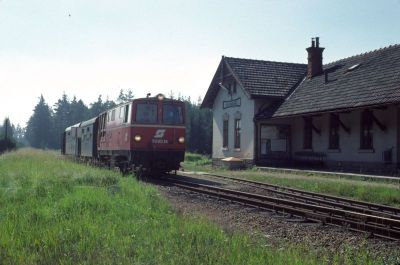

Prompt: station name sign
[223,98,241,109]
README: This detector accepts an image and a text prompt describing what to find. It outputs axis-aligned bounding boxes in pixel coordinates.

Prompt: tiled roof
[225,57,307,98]
[201,56,306,108]
[270,44,400,118]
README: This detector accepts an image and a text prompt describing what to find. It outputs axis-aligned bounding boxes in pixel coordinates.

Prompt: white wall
[212,83,255,160]
[285,105,398,164]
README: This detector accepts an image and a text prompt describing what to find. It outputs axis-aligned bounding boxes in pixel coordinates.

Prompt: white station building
[201,38,400,175]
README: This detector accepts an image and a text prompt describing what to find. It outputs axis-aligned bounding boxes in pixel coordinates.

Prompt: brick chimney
[306,37,324,79]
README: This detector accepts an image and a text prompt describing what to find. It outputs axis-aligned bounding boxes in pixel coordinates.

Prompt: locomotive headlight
[134,135,142,142]
[178,136,185,144]
[157,93,165,101]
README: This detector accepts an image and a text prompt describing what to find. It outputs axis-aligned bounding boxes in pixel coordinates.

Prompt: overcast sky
[1,0,400,126]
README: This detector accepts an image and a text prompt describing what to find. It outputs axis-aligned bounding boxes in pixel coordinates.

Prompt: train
[61,94,186,176]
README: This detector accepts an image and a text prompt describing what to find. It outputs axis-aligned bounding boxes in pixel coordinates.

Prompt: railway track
[165,173,400,241]
[199,172,400,218]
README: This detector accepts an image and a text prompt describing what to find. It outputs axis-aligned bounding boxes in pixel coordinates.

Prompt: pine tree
[5,118,13,140]
[89,95,116,117]
[25,95,54,149]
[199,106,212,154]
[117,89,125,103]
[14,124,27,146]
[0,118,16,153]
[70,97,89,124]
[125,89,134,101]
[89,95,105,117]
[103,96,116,110]
[182,97,212,154]
[1,118,14,140]
[53,93,71,148]
[116,89,134,104]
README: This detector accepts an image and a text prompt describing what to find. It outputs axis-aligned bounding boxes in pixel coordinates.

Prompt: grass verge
[0,149,387,264]
[182,153,400,208]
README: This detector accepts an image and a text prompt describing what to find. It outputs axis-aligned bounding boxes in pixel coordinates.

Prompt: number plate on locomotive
[152,139,169,144]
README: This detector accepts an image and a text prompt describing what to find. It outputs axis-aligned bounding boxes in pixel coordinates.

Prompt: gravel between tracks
[157,181,400,263]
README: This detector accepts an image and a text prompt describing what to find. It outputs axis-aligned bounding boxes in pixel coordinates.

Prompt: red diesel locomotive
[62,94,186,175]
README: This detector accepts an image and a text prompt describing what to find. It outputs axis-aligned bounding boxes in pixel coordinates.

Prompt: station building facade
[201,38,400,175]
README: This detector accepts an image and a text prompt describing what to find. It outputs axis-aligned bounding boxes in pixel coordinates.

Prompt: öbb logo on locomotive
[62,93,186,174]
[154,129,166,138]
[152,129,168,144]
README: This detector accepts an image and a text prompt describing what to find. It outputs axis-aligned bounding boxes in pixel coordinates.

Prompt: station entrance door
[258,124,290,164]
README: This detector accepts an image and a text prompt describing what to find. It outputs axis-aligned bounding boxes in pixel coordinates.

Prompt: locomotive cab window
[136,103,157,123]
[163,104,183,125]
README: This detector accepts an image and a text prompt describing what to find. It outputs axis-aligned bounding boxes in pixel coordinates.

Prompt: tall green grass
[0,149,385,264]
[183,153,212,172]
[226,170,400,208]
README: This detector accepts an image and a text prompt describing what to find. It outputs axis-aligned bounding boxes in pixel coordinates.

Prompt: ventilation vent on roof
[346,63,361,73]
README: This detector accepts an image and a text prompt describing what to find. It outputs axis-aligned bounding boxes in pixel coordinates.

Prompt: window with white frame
[234,118,241,149]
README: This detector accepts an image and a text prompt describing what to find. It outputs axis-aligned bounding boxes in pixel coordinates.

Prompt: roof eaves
[271,101,400,120]
[200,57,224,109]
[250,94,286,100]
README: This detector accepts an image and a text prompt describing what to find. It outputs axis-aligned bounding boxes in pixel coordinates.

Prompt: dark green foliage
[25,95,54,149]
[23,90,130,149]
[184,97,212,154]
[25,93,119,149]
[53,95,90,149]
[89,95,105,118]
[53,93,73,149]
[69,96,89,125]
[13,124,28,147]
[20,91,213,154]
[0,117,13,140]
[89,95,117,118]
[116,88,134,104]
[0,139,16,153]
[184,153,212,170]
[0,118,18,152]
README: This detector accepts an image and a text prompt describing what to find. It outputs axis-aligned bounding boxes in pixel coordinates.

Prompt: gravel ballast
[156,176,400,263]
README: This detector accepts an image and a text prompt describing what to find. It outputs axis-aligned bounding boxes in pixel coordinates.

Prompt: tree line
[2,90,212,154]
[0,118,17,153]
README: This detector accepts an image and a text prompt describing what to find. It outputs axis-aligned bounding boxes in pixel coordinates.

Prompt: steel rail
[167,177,400,241]
[197,172,400,216]
[180,173,400,221]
